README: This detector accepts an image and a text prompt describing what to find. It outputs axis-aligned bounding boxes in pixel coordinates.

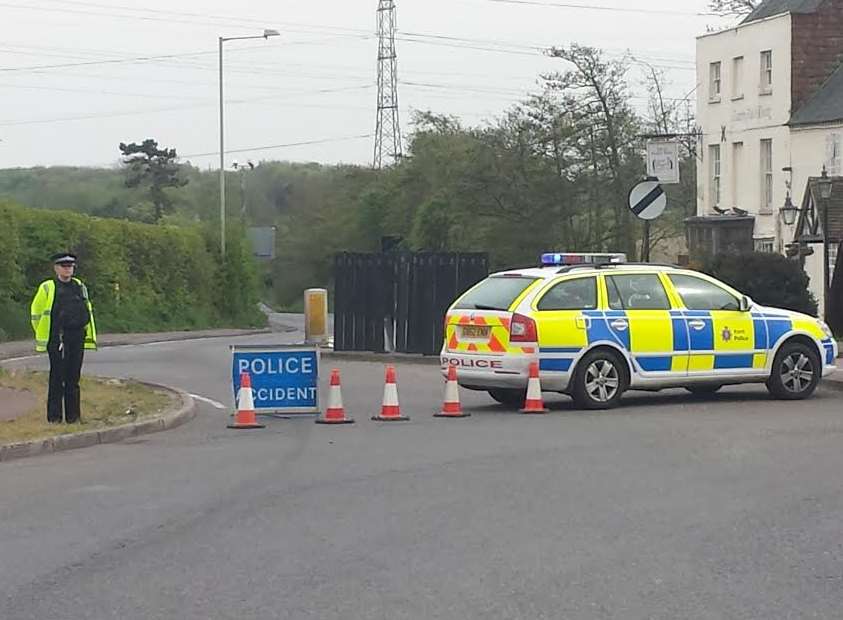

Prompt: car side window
[669,274,739,311]
[605,274,671,310]
[537,277,597,311]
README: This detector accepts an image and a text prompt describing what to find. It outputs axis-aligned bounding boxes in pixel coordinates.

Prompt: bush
[0,200,266,342]
[701,252,819,317]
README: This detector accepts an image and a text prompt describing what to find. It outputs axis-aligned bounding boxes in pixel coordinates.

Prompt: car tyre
[488,389,527,408]
[766,341,821,401]
[572,349,628,410]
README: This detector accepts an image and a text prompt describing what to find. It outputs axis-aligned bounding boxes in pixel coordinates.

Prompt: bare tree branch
[708,0,758,17]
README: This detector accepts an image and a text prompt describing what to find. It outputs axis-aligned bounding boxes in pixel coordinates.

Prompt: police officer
[30,253,97,424]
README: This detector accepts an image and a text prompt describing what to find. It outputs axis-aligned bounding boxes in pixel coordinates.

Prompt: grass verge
[0,369,175,445]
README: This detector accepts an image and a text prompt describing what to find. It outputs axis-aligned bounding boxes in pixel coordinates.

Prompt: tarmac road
[1,333,843,619]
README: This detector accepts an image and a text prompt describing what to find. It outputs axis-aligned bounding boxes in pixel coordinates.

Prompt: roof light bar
[540,253,627,267]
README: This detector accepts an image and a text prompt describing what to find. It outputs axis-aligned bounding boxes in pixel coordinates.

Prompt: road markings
[190,394,226,409]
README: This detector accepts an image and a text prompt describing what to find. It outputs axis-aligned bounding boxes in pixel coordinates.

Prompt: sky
[0,0,733,169]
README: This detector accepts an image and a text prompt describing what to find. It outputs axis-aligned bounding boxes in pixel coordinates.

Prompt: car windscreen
[453,276,538,311]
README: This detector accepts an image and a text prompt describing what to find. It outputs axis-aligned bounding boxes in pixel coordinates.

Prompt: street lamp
[219,29,279,257]
[818,165,833,200]
[780,194,800,226]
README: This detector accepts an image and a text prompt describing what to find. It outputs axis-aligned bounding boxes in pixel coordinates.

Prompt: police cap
[51,252,77,265]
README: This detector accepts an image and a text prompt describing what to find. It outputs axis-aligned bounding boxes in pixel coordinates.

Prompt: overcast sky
[0,0,732,169]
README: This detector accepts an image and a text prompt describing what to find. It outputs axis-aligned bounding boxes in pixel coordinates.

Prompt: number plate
[462,326,490,338]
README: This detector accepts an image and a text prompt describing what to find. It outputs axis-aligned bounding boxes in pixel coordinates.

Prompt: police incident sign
[231,345,320,414]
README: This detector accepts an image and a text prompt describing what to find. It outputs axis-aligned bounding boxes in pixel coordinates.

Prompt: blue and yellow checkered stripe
[537,310,796,374]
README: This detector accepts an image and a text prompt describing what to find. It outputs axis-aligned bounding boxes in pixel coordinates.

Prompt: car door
[603,272,686,378]
[532,276,598,379]
[666,273,763,378]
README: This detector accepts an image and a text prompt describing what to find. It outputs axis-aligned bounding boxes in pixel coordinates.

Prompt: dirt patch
[0,387,37,423]
[0,370,174,445]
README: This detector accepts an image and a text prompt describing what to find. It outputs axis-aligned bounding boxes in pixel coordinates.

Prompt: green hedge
[701,252,819,317]
[0,201,265,342]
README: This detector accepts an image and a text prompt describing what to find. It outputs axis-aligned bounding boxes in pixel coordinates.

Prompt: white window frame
[732,56,744,99]
[826,133,841,176]
[760,139,773,213]
[709,61,722,102]
[732,141,743,209]
[760,51,773,94]
[710,145,722,210]
[754,238,775,253]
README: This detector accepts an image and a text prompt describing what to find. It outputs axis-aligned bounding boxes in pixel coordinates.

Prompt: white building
[693,0,843,316]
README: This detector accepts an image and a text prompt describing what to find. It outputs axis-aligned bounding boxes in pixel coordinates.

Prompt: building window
[537,277,597,311]
[760,139,773,213]
[732,142,743,209]
[732,56,744,99]
[827,133,841,176]
[754,238,775,253]
[709,62,722,101]
[709,145,721,209]
[760,51,773,94]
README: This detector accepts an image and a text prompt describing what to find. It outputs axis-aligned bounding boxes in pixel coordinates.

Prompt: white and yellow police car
[441,253,838,410]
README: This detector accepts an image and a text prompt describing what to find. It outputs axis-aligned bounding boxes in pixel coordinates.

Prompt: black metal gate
[334,252,489,355]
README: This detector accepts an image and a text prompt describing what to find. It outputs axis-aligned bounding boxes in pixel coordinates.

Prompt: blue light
[541,253,586,266]
[540,253,627,267]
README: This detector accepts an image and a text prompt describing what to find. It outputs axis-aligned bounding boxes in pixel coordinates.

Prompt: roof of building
[741,0,824,24]
[790,63,843,126]
[796,177,843,242]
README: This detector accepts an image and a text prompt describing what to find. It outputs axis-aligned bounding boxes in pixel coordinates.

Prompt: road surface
[2,333,843,619]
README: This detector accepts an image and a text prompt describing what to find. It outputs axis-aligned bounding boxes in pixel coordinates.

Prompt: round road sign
[628,179,667,221]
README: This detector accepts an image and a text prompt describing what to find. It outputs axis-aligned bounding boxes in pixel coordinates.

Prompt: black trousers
[47,330,85,424]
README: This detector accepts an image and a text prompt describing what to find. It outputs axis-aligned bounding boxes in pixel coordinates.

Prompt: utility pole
[373,0,402,169]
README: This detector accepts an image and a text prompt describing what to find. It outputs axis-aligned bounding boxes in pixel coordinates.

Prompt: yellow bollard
[304,288,329,345]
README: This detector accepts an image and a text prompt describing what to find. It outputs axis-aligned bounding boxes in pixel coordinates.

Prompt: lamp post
[219,29,279,258]
[780,194,799,227]
[817,166,834,308]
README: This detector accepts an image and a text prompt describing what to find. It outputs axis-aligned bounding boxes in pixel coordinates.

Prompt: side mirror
[739,296,752,312]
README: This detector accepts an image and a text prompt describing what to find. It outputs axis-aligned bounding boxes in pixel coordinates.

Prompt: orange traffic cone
[520,362,549,414]
[316,369,355,425]
[228,372,266,429]
[372,366,409,421]
[434,365,470,418]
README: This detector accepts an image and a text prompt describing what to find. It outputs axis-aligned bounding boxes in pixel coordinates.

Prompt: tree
[119,139,187,222]
[544,44,642,256]
[708,0,758,16]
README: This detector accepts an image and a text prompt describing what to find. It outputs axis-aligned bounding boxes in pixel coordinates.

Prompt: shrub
[701,252,819,317]
[0,200,266,342]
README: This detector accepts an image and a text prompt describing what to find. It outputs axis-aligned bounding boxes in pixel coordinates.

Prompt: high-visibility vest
[30,278,98,352]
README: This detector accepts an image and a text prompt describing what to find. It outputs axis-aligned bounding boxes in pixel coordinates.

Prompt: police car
[441,253,838,410]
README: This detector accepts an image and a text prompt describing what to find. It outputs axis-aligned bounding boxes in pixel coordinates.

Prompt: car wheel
[766,341,821,400]
[572,349,628,410]
[488,389,527,408]
[685,384,723,396]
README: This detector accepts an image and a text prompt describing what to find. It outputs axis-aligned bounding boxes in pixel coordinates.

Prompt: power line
[0,84,375,126]
[180,134,374,158]
[38,0,373,37]
[482,0,713,17]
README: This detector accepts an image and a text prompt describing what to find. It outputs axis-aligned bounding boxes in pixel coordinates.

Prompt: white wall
[696,15,792,244]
